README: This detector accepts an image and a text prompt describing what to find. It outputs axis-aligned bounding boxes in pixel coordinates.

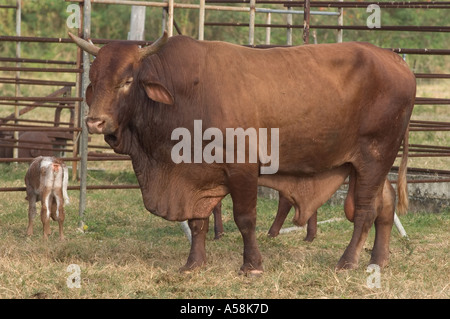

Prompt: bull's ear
[144,82,174,105]
[85,83,93,106]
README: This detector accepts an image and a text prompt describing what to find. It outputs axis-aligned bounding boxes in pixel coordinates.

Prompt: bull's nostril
[86,117,106,134]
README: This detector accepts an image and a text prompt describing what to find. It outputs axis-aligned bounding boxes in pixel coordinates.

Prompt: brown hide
[85,37,414,222]
[73,34,415,272]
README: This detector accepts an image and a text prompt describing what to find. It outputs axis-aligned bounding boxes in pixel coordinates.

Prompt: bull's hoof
[368,257,389,269]
[335,259,358,271]
[238,269,264,277]
[303,234,315,242]
[214,232,224,240]
[179,260,205,274]
[237,263,264,277]
[267,230,279,238]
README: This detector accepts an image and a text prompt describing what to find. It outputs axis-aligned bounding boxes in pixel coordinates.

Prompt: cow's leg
[268,194,292,237]
[336,168,385,270]
[369,179,395,267]
[304,211,318,242]
[180,218,209,272]
[26,193,37,237]
[212,202,224,240]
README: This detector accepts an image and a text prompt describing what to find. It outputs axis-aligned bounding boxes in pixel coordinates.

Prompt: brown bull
[69,31,415,275]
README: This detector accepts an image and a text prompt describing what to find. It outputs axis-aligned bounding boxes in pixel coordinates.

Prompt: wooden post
[286,0,293,45]
[303,0,310,44]
[249,0,256,46]
[166,0,174,36]
[265,12,271,45]
[337,0,344,43]
[199,0,205,40]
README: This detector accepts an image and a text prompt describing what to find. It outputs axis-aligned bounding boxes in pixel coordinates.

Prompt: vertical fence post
[13,0,21,160]
[199,0,205,40]
[249,0,256,46]
[337,0,344,43]
[265,12,271,45]
[166,0,174,36]
[78,0,91,229]
[128,5,146,41]
[286,0,293,45]
[303,0,310,44]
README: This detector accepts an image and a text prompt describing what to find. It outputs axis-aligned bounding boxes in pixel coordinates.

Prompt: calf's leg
[50,192,65,241]
[26,193,37,237]
[40,190,52,240]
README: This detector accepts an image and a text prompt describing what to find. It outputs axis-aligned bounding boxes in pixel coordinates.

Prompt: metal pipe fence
[0,0,448,216]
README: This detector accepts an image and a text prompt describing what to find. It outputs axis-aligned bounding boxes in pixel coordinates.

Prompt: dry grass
[0,164,448,299]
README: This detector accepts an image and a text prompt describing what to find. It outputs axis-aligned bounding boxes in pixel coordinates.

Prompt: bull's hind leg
[370,179,395,268]
[336,167,387,270]
[180,217,209,273]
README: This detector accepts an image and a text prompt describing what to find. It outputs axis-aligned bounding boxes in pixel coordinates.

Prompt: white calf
[25,156,69,240]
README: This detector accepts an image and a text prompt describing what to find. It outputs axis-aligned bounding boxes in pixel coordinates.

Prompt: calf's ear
[144,82,174,105]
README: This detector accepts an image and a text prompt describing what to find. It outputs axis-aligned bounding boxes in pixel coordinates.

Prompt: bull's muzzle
[86,117,106,134]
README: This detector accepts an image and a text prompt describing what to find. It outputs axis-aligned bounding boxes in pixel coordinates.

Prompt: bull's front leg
[179,217,209,273]
[229,172,262,276]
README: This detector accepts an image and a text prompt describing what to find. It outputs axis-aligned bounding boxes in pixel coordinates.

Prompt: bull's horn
[139,31,169,60]
[68,32,100,56]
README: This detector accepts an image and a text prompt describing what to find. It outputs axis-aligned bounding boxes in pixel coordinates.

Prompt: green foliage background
[0,0,449,72]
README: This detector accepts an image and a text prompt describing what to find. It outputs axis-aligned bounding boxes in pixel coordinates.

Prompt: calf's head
[68,32,173,137]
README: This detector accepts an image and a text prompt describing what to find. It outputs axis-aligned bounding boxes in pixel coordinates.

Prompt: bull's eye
[118,77,134,89]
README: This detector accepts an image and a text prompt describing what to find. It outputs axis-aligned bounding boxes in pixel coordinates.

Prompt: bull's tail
[396,126,409,215]
[62,164,70,205]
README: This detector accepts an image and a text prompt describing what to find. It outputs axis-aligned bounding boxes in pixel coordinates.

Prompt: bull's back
[198,41,414,172]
